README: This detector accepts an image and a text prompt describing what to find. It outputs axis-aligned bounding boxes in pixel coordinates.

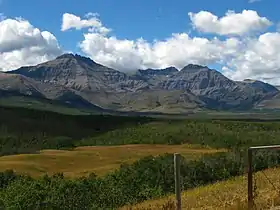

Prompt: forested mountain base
[2,105,280,156]
[0,106,154,155]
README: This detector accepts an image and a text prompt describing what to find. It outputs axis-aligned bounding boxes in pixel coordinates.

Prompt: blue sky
[2,0,278,51]
[1,0,280,84]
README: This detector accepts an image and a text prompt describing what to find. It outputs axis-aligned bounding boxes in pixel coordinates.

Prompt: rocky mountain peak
[137,67,178,76]
[55,53,101,68]
[9,53,129,92]
[181,64,208,72]
[243,79,257,83]
[56,53,76,60]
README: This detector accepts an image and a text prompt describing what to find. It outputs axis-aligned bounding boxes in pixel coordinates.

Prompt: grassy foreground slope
[129,167,280,210]
[0,144,225,177]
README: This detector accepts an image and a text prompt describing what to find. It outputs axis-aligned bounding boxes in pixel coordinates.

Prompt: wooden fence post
[246,145,280,209]
[174,153,182,210]
[248,148,253,210]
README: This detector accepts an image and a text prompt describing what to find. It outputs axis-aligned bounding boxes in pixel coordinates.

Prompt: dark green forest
[2,105,280,155]
[0,106,154,155]
[1,105,280,209]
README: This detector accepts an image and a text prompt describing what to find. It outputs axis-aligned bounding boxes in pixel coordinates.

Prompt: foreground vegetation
[130,167,280,209]
[2,106,280,209]
[1,151,280,209]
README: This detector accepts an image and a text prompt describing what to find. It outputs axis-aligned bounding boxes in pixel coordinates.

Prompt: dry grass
[0,144,224,178]
[125,167,280,210]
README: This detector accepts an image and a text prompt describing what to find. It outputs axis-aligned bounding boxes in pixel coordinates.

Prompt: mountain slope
[4,53,279,112]
[0,72,106,112]
[255,92,280,109]
[153,65,279,109]
[12,54,127,91]
[0,73,45,97]
[109,90,204,113]
[0,96,93,115]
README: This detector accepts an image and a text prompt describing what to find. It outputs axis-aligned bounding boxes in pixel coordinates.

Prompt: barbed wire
[261,169,279,193]
[252,165,280,209]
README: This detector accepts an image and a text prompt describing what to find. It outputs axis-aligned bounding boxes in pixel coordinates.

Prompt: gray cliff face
[12,54,128,92]
[0,73,44,97]
[2,53,279,112]
[153,65,279,109]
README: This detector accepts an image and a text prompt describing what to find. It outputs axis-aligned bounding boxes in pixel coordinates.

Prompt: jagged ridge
[1,53,279,112]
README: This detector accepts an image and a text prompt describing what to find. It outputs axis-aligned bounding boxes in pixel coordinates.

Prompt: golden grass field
[0,144,225,178]
[125,167,280,210]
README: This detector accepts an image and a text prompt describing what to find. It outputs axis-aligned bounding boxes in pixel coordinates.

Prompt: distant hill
[0,53,278,113]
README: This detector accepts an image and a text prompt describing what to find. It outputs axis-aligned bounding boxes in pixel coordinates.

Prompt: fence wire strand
[253,164,280,209]
[261,170,279,193]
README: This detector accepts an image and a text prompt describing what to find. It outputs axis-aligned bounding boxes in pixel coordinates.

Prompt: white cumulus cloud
[188,10,272,36]
[224,32,280,84]
[76,11,280,85]
[77,12,243,71]
[2,10,280,86]
[79,32,241,72]
[61,13,111,35]
[0,17,62,71]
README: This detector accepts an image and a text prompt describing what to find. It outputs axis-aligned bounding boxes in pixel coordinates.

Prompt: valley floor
[0,144,224,177]
[126,167,280,210]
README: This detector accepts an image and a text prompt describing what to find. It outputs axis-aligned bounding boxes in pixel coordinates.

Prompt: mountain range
[0,53,279,113]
